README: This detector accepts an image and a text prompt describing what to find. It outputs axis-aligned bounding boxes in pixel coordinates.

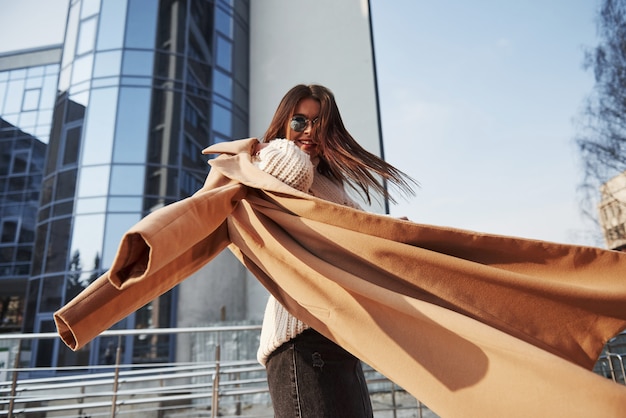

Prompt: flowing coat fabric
[55,138,626,417]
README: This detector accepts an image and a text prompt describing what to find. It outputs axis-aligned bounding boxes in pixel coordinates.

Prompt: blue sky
[1,0,604,246]
[370,0,602,246]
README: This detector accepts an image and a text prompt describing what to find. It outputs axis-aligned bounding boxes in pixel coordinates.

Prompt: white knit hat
[255,138,314,192]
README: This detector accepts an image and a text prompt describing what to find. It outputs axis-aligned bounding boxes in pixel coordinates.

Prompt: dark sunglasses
[290,115,319,132]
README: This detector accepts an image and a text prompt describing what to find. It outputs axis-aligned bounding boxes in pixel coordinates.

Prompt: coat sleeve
[54,176,247,350]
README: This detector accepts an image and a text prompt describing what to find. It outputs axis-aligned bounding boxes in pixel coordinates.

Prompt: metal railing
[0,327,434,418]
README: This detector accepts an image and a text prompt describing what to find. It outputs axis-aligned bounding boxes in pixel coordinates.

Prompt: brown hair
[262,84,416,204]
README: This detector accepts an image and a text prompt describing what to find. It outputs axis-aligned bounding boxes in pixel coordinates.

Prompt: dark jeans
[266,329,373,418]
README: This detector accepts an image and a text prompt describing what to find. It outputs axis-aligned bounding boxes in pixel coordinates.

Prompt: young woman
[251,84,416,418]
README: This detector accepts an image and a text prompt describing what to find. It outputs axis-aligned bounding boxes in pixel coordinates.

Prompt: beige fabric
[55,138,626,417]
[253,138,362,365]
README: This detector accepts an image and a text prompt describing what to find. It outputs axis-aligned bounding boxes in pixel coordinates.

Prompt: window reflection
[215,7,233,38]
[25,75,43,89]
[35,320,57,367]
[18,111,37,129]
[97,0,127,51]
[58,67,71,93]
[124,0,158,49]
[92,77,120,88]
[10,69,26,80]
[81,0,101,19]
[110,165,145,195]
[45,217,71,273]
[82,87,118,165]
[113,87,150,163]
[5,79,25,114]
[22,89,41,110]
[55,169,77,200]
[26,68,43,80]
[76,197,107,214]
[122,50,154,76]
[0,82,6,111]
[102,213,140,267]
[62,126,82,166]
[76,17,98,55]
[94,51,122,78]
[66,93,88,122]
[71,54,94,86]
[108,196,142,212]
[212,103,231,136]
[77,165,110,198]
[70,213,105,285]
[40,275,64,312]
[62,4,80,68]
[213,69,232,100]
[216,36,232,71]
[41,74,58,106]
[39,109,53,125]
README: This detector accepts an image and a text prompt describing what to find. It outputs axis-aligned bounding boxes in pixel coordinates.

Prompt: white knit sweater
[253,139,361,365]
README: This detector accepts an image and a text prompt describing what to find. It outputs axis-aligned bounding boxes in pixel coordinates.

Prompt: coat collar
[203,138,311,197]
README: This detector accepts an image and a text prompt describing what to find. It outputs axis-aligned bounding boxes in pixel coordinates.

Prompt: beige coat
[55,138,626,417]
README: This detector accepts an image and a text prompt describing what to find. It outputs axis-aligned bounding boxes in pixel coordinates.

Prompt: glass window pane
[62,4,80,67]
[77,165,110,198]
[102,213,141,267]
[40,275,64,312]
[97,0,127,51]
[113,87,150,163]
[76,197,107,214]
[70,213,105,285]
[25,75,43,88]
[77,17,98,55]
[94,50,122,78]
[110,165,145,195]
[216,36,232,71]
[58,67,71,93]
[122,50,154,76]
[35,320,57,367]
[37,110,53,131]
[45,217,71,273]
[212,103,231,136]
[0,81,6,112]
[1,219,17,243]
[41,75,58,109]
[215,7,233,38]
[71,53,94,86]
[22,89,41,111]
[125,0,158,49]
[19,111,37,129]
[81,0,101,18]
[108,196,142,212]
[56,169,78,200]
[82,87,118,165]
[10,69,26,80]
[63,126,82,166]
[4,79,25,114]
[213,69,232,100]
[27,66,44,78]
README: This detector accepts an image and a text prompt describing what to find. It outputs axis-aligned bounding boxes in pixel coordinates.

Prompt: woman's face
[287,97,321,159]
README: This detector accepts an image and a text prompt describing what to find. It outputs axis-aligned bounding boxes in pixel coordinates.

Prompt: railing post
[110,335,122,418]
[7,339,21,418]
[390,382,398,418]
[211,344,221,418]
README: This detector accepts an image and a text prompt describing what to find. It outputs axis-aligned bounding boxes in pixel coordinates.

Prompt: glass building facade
[0,47,62,334]
[1,0,250,370]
